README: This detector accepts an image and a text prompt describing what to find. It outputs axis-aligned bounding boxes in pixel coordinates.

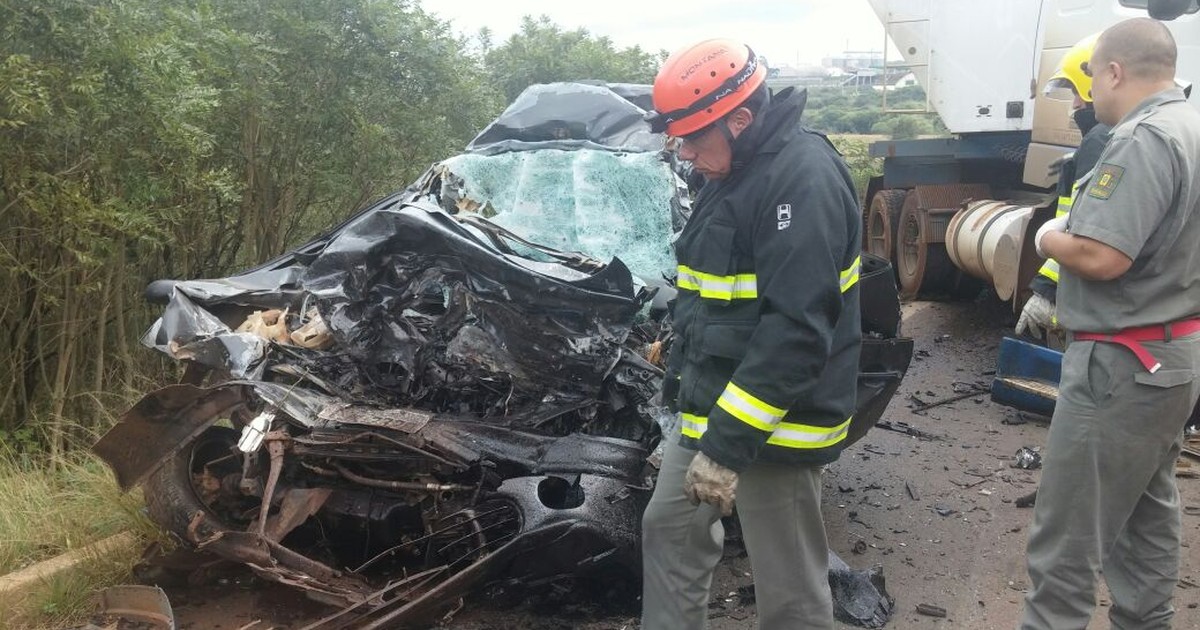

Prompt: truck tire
[866,189,908,266]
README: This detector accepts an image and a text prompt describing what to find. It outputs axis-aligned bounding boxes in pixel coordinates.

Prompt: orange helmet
[646,39,767,137]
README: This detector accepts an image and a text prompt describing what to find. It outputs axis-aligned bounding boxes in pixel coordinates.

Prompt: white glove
[1034,215,1069,258]
[1015,293,1057,338]
[684,451,739,516]
[1046,152,1074,179]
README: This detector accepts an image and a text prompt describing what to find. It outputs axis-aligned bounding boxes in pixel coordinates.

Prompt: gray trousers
[1021,335,1200,630]
[641,424,833,630]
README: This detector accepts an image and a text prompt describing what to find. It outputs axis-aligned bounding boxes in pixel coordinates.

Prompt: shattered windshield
[436,149,678,281]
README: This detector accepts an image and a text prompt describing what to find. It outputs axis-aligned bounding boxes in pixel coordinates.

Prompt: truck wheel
[866,189,908,266]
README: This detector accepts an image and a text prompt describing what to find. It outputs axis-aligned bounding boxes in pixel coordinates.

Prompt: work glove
[1015,293,1057,338]
[1034,215,1069,258]
[1046,151,1074,179]
[684,451,739,516]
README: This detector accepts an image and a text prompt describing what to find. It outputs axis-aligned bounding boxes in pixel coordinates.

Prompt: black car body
[95,83,913,629]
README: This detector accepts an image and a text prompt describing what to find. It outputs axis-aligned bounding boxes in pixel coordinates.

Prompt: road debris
[910,386,991,413]
[875,420,942,441]
[1178,459,1200,478]
[991,337,1062,415]
[1184,434,1200,461]
[951,380,987,394]
[1013,447,1043,470]
[74,585,176,630]
[951,472,994,489]
[916,603,948,618]
[1001,412,1029,426]
[829,552,895,628]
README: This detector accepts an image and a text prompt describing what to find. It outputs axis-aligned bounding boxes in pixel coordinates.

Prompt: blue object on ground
[991,336,1062,417]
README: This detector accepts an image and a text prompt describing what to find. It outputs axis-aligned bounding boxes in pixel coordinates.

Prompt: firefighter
[1020,18,1200,629]
[640,39,861,630]
[1015,33,1113,340]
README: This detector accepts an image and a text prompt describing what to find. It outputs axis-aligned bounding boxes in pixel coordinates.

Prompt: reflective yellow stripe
[681,413,707,439]
[677,265,757,300]
[766,416,852,449]
[1041,187,1071,282]
[717,382,787,432]
[679,412,851,450]
[1037,259,1060,282]
[1040,174,1084,284]
[679,255,857,300]
[677,271,699,292]
[840,256,861,293]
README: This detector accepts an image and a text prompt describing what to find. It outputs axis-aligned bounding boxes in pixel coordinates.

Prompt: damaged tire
[144,426,250,546]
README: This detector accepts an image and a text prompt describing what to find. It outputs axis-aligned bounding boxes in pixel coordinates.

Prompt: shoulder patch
[1087,163,1124,200]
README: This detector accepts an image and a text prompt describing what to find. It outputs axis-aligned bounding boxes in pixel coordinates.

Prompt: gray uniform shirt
[1058,87,1200,332]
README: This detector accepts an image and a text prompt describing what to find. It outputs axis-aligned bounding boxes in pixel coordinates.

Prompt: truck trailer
[863,0,1200,305]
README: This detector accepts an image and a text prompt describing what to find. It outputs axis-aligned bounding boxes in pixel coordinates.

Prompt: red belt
[1073,318,1200,373]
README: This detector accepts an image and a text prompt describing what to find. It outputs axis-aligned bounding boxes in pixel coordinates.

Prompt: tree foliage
[484,15,663,101]
[802,85,945,138]
[0,0,506,452]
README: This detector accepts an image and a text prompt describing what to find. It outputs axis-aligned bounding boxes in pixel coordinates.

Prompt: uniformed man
[1020,18,1200,629]
[1015,32,1113,340]
[640,39,861,630]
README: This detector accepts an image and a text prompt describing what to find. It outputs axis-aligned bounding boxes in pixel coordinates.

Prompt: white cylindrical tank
[945,200,1036,301]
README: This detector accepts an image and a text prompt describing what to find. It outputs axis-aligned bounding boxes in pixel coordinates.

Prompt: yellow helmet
[1043,33,1101,103]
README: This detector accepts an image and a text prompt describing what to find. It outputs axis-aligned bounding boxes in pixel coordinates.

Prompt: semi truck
[862,0,1200,306]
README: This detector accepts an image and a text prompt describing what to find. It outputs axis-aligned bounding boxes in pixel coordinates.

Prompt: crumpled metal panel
[92,384,246,492]
[300,200,645,421]
[317,403,432,434]
[466,82,663,155]
[95,585,176,629]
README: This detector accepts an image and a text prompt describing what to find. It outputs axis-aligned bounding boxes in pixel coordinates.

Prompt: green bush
[871,116,937,139]
[828,136,882,205]
[801,86,945,137]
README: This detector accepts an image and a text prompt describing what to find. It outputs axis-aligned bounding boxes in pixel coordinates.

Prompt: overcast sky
[426,0,887,67]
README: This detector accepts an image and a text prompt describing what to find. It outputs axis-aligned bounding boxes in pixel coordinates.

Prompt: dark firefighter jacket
[664,87,862,472]
[1029,119,1113,301]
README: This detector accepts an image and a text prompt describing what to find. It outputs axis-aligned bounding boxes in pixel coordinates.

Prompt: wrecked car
[94,82,914,628]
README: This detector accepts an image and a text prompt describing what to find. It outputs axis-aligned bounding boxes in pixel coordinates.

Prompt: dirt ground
[160,297,1200,630]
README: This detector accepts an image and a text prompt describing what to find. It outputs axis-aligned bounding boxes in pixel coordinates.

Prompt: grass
[0,444,163,628]
[1,546,143,629]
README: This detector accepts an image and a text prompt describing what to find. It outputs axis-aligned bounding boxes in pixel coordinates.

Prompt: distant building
[822,50,885,72]
[764,64,846,89]
[841,69,918,90]
[875,71,919,91]
[773,64,835,79]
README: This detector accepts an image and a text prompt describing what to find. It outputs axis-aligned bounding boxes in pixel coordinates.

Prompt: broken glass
[437,149,678,281]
